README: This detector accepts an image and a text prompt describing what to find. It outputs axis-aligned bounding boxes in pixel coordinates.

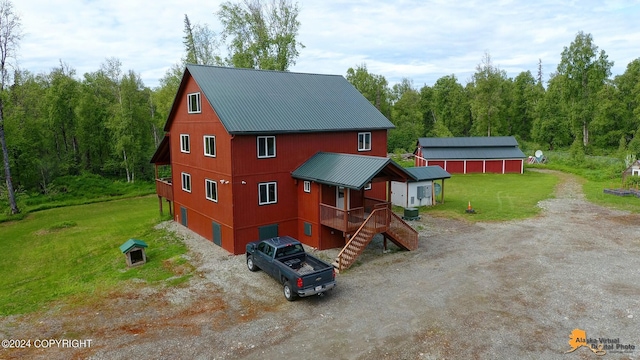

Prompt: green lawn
[0,196,191,315]
[418,171,558,221]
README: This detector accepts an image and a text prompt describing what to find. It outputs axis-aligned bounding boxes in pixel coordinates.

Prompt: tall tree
[345,64,391,117]
[509,71,542,140]
[614,58,640,151]
[469,52,509,136]
[182,14,222,66]
[532,74,572,149]
[389,82,423,152]
[217,0,303,70]
[556,31,613,147]
[431,74,471,137]
[0,0,21,214]
[46,62,80,173]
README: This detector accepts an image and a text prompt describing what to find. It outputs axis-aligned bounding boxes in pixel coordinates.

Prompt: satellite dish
[535,150,543,158]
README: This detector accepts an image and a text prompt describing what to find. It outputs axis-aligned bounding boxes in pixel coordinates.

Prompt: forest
[1,0,640,215]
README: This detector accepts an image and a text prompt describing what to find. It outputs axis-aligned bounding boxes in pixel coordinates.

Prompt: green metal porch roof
[404,166,451,181]
[292,152,414,190]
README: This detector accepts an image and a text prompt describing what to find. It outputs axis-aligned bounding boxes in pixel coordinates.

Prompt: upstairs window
[358,132,371,151]
[257,136,276,158]
[364,182,372,190]
[205,179,218,202]
[181,172,192,192]
[180,134,190,153]
[187,92,201,113]
[303,181,311,193]
[204,135,216,157]
[258,182,277,205]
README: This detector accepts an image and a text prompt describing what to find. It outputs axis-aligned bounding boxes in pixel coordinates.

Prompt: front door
[336,186,349,209]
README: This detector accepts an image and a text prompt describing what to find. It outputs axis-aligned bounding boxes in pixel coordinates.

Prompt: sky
[12,0,640,89]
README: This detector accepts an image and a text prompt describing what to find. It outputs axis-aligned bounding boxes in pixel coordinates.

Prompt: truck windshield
[275,244,304,258]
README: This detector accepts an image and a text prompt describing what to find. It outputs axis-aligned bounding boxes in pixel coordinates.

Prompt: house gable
[164,64,394,135]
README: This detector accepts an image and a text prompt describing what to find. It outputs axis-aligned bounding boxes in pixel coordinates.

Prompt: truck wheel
[247,256,259,272]
[283,282,297,301]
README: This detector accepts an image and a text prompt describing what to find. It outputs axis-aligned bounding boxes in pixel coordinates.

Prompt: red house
[151,65,417,270]
[414,136,526,174]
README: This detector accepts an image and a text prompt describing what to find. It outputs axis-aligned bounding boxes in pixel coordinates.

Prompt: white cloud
[12,0,640,88]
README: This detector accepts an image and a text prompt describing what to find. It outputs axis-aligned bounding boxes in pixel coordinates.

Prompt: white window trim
[180,134,190,153]
[258,182,277,205]
[358,132,371,151]
[303,181,311,193]
[181,172,192,193]
[204,135,216,157]
[257,136,276,158]
[364,182,372,190]
[187,92,201,114]
[205,179,218,202]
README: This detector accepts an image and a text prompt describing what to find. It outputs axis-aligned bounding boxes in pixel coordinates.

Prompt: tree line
[2,0,640,215]
[348,31,640,161]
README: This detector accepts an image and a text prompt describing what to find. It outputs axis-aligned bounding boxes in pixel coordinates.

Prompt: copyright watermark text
[2,338,92,349]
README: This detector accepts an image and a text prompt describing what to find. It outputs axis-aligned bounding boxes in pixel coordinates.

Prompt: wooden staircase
[333,208,419,272]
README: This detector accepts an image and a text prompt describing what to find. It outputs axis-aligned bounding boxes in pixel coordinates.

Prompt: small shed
[119,239,148,267]
[391,166,451,207]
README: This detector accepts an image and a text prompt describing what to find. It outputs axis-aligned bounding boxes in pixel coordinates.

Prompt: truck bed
[280,254,330,276]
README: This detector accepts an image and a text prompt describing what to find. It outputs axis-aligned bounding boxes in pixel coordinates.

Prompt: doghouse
[119,239,148,267]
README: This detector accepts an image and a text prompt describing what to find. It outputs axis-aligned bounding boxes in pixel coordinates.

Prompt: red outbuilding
[151,65,418,270]
[413,137,526,174]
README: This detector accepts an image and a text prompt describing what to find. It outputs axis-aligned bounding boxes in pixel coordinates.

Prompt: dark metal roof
[292,152,414,190]
[416,136,526,160]
[417,136,519,148]
[423,147,526,160]
[184,64,394,135]
[404,166,451,181]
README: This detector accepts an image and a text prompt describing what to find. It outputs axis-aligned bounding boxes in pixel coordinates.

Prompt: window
[364,182,372,190]
[358,132,371,151]
[303,181,311,193]
[258,182,277,205]
[181,172,192,192]
[205,179,218,202]
[180,134,190,153]
[187,92,201,113]
[204,135,216,157]
[257,136,276,158]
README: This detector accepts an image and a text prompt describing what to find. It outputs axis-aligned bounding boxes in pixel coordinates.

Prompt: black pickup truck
[246,236,336,301]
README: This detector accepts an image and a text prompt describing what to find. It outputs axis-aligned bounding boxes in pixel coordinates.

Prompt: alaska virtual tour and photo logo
[566,329,637,356]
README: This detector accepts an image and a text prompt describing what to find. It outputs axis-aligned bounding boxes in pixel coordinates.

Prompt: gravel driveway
[2,171,640,359]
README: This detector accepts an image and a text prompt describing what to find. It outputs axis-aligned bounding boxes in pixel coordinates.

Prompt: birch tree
[0,0,21,214]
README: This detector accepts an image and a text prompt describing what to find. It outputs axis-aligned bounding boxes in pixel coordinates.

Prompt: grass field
[0,196,191,316]
[418,170,558,221]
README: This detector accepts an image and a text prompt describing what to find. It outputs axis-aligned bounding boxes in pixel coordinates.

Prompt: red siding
[445,161,464,174]
[428,160,445,169]
[485,160,503,173]
[504,159,523,173]
[466,161,484,173]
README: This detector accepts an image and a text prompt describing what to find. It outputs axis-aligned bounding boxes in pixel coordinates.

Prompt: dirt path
[2,172,640,359]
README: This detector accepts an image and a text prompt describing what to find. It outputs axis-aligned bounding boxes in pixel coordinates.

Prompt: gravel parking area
[2,171,639,359]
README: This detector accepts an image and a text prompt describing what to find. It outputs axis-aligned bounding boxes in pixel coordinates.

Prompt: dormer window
[187,92,201,113]
[358,132,371,151]
[257,136,276,158]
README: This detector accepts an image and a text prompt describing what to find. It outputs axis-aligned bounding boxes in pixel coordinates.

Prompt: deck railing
[155,178,173,200]
[319,204,364,233]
